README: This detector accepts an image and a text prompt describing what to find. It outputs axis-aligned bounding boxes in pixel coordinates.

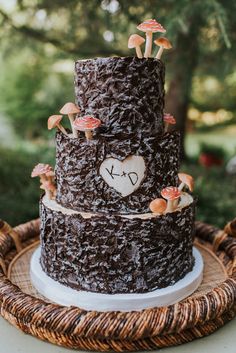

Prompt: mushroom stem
[44,189,52,199]
[156,46,164,59]
[85,130,93,140]
[68,114,78,138]
[50,186,57,200]
[39,174,47,183]
[164,123,169,133]
[166,200,175,213]
[57,123,69,136]
[135,45,143,58]
[178,182,185,191]
[144,31,153,58]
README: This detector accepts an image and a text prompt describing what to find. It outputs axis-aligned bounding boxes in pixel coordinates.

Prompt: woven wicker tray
[0,218,236,351]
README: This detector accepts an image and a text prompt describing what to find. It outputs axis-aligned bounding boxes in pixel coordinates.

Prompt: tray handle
[0,257,7,275]
[0,219,23,253]
[211,217,236,253]
[224,217,236,237]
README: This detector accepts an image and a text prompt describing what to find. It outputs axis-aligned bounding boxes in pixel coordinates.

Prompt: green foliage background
[0,0,235,227]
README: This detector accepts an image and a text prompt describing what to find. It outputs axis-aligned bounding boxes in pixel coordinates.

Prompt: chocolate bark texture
[55,131,180,214]
[40,199,195,294]
[75,57,165,137]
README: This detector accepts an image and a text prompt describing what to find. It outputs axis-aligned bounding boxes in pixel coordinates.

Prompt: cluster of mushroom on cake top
[128,19,172,59]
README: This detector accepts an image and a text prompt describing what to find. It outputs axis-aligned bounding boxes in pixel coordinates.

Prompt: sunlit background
[0,0,235,227]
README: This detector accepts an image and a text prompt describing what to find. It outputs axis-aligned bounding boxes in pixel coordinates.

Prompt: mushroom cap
[161,186,181,200]
[60,102,80,115]
[164,113,176,125]
[73,116,101,132]
[46,171,55,178]
[128,34,145,48]
[154,37,172,49]
[137,19,166,33]
[149,198,167,213]
[48,115,63,130]
[31,163,53,178]
[178,173,194,192]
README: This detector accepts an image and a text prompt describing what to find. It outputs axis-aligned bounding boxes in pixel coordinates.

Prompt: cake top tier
[75,56,165,137]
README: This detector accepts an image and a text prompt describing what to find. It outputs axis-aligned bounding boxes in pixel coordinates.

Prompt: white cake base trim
[30,247,203,312]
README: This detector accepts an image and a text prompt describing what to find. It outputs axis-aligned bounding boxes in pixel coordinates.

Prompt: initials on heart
[99,156,146,197]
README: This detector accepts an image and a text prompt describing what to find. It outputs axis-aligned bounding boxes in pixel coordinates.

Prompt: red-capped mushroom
[161,186,181,213]
[149,198,167,214]
[178,173,194,192]
[154,37,172,59]
[128,34,145,58]
[164,113,176,132]
[60,102,80,138]
[40,180,56,200]
[137,19,166,58]
[73,116,101,140]
[47,115,68,136]
[31,163,53,183]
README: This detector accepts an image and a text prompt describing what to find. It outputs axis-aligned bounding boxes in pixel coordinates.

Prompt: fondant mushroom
[31,163,53,184]
[40,180,56,200]
[48,115,68,136]
[46,170,56,198]
[46,170,55,183]
[149,198,167,214]
[154,37,172,59]
[73,116,101,141]
[164,113,176,132]
[137,19,166,58]
[161,186,181,213]
[128,34,145,58]
[178,173,194,192]
[60,102,80,138]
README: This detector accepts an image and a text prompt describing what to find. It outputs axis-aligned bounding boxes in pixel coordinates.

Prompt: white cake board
[30,247,203,312]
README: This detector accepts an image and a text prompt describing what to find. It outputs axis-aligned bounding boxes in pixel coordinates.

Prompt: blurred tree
[0,49,73,138]
[0,0,236,154]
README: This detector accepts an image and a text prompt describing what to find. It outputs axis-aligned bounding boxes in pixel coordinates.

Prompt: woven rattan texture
[8,242,227,302]
[0,218,235,351]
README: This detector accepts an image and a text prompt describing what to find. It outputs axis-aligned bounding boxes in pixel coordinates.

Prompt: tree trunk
[165,17,202,160]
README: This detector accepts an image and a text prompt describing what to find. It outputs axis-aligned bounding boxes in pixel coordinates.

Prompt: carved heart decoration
[99,156,146,197]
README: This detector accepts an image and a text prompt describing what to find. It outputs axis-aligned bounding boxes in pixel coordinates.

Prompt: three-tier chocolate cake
[31,20,198,303]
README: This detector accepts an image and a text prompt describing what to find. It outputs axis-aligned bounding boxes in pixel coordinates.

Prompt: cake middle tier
[55,131,180,214]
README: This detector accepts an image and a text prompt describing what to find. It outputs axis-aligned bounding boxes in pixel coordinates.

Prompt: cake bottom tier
[40,197,195,294]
